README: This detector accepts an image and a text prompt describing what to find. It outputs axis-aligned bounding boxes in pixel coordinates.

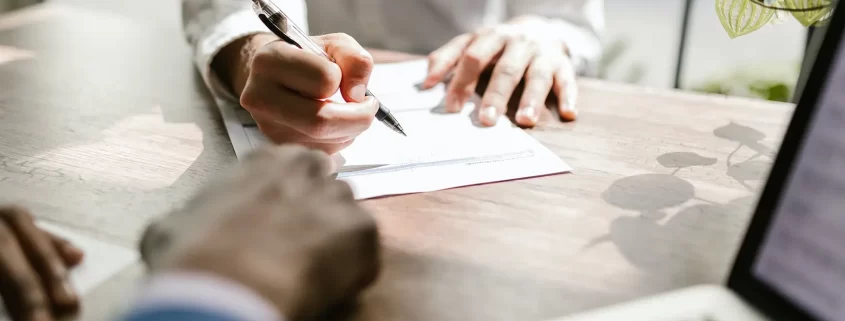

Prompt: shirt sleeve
[505,0,605,76]
[121,272,284,321]
[181,0,309,102]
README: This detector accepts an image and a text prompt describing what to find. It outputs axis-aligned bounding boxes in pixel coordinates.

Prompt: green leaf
[749,81,791,102]
[784,0,833,26]
[716,0,777,38]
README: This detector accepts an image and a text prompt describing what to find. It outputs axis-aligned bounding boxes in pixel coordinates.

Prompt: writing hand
[215,33,378,155]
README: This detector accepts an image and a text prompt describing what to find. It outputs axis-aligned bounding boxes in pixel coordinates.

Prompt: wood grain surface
[0,2,795,321]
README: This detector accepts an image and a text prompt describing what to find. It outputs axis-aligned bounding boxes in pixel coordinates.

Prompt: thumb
[316,33,374,103]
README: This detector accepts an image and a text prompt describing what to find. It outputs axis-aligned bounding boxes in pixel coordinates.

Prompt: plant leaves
[783,0,833,26]
[716,0,777,38]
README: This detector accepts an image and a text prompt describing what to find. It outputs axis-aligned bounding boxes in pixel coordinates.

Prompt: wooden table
[0,2,795,321]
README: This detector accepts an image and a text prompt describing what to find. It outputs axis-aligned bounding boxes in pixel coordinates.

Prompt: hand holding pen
[212,2,401,155]
[252,0,405,136]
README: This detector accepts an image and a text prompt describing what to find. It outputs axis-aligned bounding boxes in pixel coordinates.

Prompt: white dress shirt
[181,0,604,103]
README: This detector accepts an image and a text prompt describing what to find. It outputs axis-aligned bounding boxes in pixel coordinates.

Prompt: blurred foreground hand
[0,207,84,321]
[139,145,380,321]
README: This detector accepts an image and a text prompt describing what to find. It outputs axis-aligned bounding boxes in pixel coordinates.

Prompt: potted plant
[717,0,834,38]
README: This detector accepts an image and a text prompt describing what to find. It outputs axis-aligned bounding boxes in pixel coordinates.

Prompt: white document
[219,59,571,199]
[0,222,138,321]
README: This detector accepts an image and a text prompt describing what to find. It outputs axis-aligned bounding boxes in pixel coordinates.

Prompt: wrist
[211,32,277,97]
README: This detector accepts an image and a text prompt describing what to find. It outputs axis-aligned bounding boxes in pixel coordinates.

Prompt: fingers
[243,83,378,140]
[48,234,84,267]
[1,208,78,313]
[422,34,473,89]
[515,55,556,127]
[254,117,356,155]
[250,40,342,100]
[316,33,374,103]
[552,58,578,121]
[478,38,535,126]
[0,221,52,321]
[445,33,506,113]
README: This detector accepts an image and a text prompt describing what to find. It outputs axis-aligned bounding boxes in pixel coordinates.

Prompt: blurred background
[0,0,810,103]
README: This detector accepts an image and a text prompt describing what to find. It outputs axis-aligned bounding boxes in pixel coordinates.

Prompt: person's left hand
[421,17,578,128]
[0,206,85,321]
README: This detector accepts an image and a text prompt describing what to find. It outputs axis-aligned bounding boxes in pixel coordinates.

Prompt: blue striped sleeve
[123,306,247,321]
[119,272,284,321]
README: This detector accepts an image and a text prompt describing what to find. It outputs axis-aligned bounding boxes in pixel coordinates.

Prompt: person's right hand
[140,145,380,321]
[213,33,379,155]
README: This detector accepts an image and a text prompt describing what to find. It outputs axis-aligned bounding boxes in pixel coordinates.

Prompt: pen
[251,0,407,137]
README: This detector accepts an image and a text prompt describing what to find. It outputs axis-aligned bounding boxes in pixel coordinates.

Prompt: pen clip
[258,13,302,50]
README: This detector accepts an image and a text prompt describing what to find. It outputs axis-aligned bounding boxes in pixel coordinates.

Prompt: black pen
[251,0,406,136]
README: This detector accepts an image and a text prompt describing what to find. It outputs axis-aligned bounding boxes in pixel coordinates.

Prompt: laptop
[554,3,845,321]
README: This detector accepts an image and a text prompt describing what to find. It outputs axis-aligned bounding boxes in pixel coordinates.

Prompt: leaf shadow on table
[714,122,776,192]
[589,147,759,285]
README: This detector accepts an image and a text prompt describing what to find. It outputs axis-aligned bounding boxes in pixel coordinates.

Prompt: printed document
[219,59,571,199]
[1,222,138,321]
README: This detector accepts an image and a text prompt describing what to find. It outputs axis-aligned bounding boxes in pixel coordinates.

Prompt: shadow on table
[588,122,774,284]
[0,5,235,242]
[352,249,629,321]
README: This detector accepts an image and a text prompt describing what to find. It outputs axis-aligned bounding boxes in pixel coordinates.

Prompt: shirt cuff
[194,8,271,104]
[128,272,284,321]
[191,2,309,105]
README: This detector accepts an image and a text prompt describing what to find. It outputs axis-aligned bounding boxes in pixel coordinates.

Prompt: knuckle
[527,69,552,83]
[239,87,264,112]
[315,64,342,96]
[483,90,508,106]
[249,48,275,72]
[331,32,355,42]
[496,63,523,79]
[348,52,375,74]
[462,52,485,70]
[21,286,48,309]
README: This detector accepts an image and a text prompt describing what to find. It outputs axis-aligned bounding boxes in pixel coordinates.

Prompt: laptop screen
[751,31,845,321]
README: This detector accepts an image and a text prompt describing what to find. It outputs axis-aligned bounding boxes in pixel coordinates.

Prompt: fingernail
[560,102,578,121]
[481,106,498,125]
[518,104,539,123]
[350,84,366,102]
